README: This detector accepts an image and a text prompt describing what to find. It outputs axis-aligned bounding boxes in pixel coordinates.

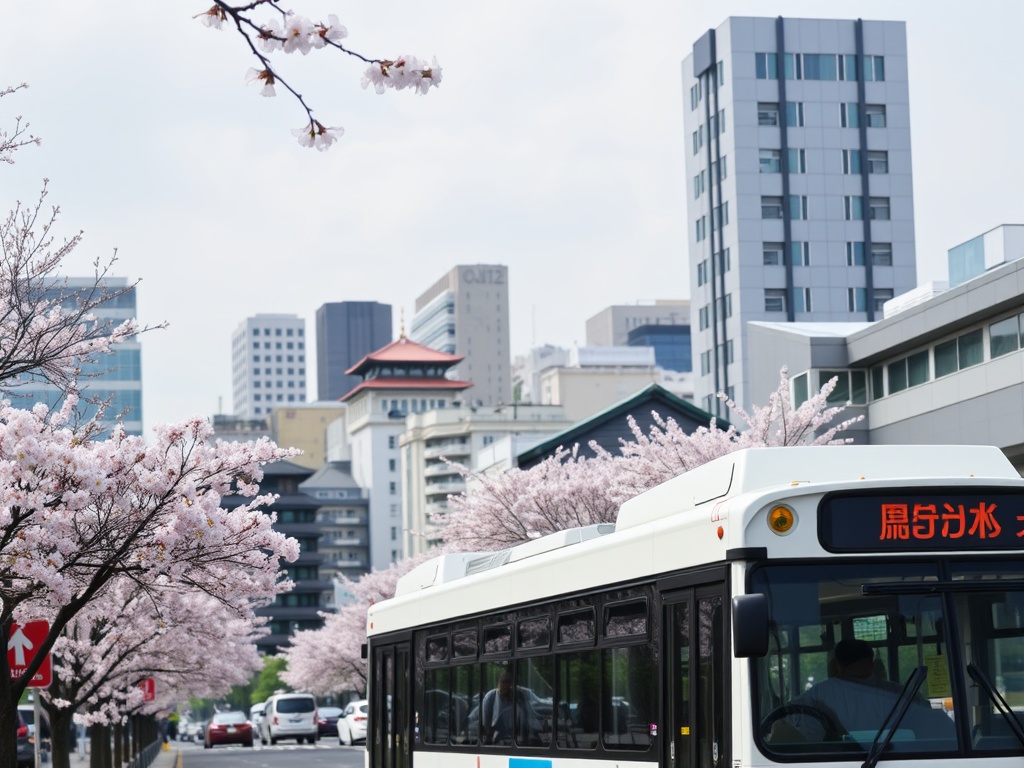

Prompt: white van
[258,693,318,745]
[249,702,266,729]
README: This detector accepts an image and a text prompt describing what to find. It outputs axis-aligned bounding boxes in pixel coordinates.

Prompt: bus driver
[776,639,955,743]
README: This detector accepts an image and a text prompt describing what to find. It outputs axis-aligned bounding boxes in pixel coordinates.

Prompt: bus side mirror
[732,594,769,658]
[361,643,368,660]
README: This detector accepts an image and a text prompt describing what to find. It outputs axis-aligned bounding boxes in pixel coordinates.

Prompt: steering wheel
[760,703,847,742]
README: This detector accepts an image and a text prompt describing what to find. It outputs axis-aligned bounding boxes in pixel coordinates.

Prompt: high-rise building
[683,17,917,416]
[315,301,393,401]
[231,314,307,420]
[410,264,511,407]
[23,277,143,435]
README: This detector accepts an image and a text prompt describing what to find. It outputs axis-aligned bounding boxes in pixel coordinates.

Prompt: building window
[888,350,929,394]
[867,150,889,174]
[785,101,805,127]
[718,248,731,273]
[693,171,705,199]
[700,350,711,375]
[990,315,1023,358]
[783,53,801,80]
[755,52,778,79]
[690,82,701,110]
[873,288,894,312]
[709,109,726,137]
[870,366,885,400]
[863,55,885,81]
[847,242,865,266]
[711,155,727,181]
[802,53,838,81]
[765,289,787,313]
[698,305,709,330]
[866,104,887,127]
[844,195,864,221]
[718,339,734,364]
[871,242,893,266]
[695,216,706,242]
[712,202,728,230]
[713,294,732,321]
[848,287,867,312]
[697,259,708,286]
[789,195,808,220]
[869,197,891,220]
[692,130,699,156]
[389,458,397,471]
[793,372,809,407]
[790,241,810,266]
[840,103,859,128]
[761,196,783,219]
[388,435,397,449]
[793,287,812,312]
[763,242,785,266]
[759,149,781,174]
[786,148,806,173]
[758,102,779,126]
[389,481,397,495]
[842,149,861,174]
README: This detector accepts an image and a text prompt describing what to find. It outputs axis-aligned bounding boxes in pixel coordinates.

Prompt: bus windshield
[751,560,1024,759]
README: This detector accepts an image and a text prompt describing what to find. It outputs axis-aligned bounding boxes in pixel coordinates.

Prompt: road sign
[7,621,51,688]
[138,678,156,702]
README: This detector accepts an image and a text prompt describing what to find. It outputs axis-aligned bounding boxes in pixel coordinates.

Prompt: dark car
[204,711,254,748]
[316,707,343,737]
[15,710,34,768]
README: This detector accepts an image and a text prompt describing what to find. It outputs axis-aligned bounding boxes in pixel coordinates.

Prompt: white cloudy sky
[4,0,1024,431]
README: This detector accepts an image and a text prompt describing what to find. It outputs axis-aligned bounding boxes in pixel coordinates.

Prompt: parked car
[258,693,318,745]
[205,711,254,748]
[249,702,266,730]
[337,700,368,746]
[317,706,343,737]
[15,710,36,768]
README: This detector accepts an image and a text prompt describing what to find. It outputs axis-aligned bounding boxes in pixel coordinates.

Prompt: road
[178,739,366,768]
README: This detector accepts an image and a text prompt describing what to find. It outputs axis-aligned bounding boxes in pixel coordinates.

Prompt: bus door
[372,641,411,768]
[663,584,728,768]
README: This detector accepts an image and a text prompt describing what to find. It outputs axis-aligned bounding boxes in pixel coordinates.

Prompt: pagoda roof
[341,377,473,402]
[345,337,463,376]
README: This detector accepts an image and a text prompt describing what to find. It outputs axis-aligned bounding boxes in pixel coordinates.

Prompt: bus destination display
[819,489,1024,552]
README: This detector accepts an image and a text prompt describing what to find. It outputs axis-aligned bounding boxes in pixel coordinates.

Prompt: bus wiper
[860,666,927,768]
[967,663,1024,749]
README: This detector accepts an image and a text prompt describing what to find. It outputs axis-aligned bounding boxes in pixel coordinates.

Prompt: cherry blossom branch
[0,84,41,165]
[196,1,442,150]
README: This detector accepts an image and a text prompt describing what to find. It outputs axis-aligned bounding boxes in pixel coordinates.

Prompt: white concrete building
[585,300,690,346]
[231,314,308,420]
[410,264,511,407]
[683,17,917,417]
[400,403,573,556]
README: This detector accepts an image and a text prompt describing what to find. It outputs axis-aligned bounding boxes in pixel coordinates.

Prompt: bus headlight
[767,505,797,536]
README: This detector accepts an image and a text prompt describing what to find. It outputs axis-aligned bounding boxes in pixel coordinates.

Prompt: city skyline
[4,0,1023,432]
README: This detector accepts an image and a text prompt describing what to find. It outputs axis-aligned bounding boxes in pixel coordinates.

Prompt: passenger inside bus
[772,638,955,744]
[480,672,545,746]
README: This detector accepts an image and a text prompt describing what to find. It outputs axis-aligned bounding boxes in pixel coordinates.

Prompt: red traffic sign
[138,678,156,702]
[8,621,51,688]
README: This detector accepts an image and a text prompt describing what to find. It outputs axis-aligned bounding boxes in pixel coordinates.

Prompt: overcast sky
[4,0,1024,432]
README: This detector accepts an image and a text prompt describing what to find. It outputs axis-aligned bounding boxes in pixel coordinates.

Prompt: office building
[746,225,1024,471]
[23,277,143,435]
[341,337,472,568]
[683,17,916,417]
[410,264,511,407]
[315,301,393,401]
[231,314,307,420]
[586,301,690,346]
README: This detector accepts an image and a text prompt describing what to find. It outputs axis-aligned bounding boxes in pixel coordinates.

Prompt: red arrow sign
[138,678,156,702]
[7,621,51,688]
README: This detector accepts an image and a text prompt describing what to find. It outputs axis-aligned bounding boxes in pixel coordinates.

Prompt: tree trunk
[47,706,74,768]
[113,723,122,767]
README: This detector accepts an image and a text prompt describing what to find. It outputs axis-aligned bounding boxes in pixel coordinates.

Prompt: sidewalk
[67,745,180,768]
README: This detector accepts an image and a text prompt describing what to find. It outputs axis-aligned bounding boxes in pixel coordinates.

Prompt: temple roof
[345,337,463,376]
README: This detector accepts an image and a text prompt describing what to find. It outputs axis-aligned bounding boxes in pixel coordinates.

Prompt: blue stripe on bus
[508,759,553,768]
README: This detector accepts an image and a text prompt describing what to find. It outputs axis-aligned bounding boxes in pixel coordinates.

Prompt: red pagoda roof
[345,337,464,376]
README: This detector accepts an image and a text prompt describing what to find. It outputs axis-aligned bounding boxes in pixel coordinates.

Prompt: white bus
[366,445,1024,768]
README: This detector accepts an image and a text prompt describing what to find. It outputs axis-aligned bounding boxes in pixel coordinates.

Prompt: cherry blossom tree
[0,85,40,165]
[43,579,266,768]
[281,553,431,696]
[442,369,862,549]
[197,2,441,149]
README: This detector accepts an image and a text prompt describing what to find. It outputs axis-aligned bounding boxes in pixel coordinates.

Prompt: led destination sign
[819,489,1024,552]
